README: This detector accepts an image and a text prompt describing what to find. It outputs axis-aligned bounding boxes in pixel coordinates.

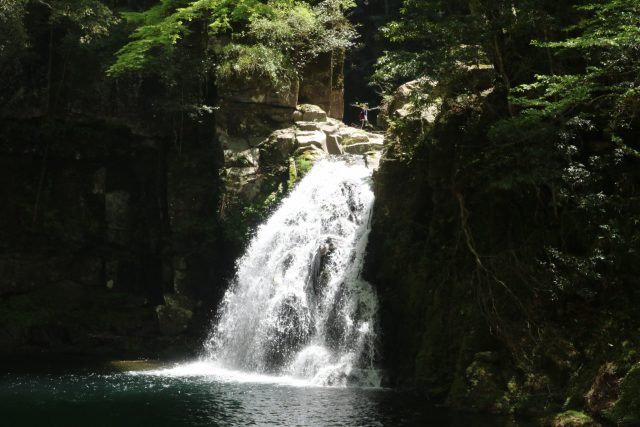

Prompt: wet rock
[307,238,337,297]
[347,368,383,388]
[319,120,341,136]
[325,284,348,351]
[172,257,189,295]
[217,128,252,151]
[292,110,303,122]
[163,293,196,312]
[336,127,371,144]
[293,145,327,160]
[221,167,264,202]
[262,295,313,371]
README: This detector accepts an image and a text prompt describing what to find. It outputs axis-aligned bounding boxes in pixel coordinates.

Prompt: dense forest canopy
[374,0,640,145]
[107,0,356,87]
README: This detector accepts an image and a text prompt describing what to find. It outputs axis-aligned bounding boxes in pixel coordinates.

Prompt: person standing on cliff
[353,103,379,129]
[359,106,369,129]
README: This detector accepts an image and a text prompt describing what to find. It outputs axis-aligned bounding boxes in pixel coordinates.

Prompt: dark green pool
[0,360,522,426]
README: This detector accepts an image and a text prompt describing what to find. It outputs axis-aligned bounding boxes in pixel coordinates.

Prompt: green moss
[286,151,318,189]
[295,153,314,178]
[550,410,597,427]
[287,157,298,189]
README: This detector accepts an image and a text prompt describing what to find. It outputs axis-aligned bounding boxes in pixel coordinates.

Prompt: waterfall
[204,158,380,387]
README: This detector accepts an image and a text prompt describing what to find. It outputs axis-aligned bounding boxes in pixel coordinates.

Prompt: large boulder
[298,104,327,122]
[377,78,441,129]
[336,127,371,145]
[343,140,384,155]
[336,127,384,155]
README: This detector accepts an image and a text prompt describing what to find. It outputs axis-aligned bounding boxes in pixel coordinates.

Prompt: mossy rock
[549,410,600,427]
[605,364,640,426]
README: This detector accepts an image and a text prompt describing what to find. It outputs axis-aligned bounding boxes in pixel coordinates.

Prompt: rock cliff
[365,70,640,423]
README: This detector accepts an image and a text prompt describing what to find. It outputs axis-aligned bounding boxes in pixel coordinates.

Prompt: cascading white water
[203,158,380,387]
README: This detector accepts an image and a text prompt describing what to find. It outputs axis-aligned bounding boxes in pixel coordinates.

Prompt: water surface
[1,360,515,427]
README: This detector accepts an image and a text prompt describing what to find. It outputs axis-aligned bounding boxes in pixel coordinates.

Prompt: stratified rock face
[291,105,384,158]
[220,104,385,219]
[216,76,300,153]
[300,54,332,116]
[299,51,345,120]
